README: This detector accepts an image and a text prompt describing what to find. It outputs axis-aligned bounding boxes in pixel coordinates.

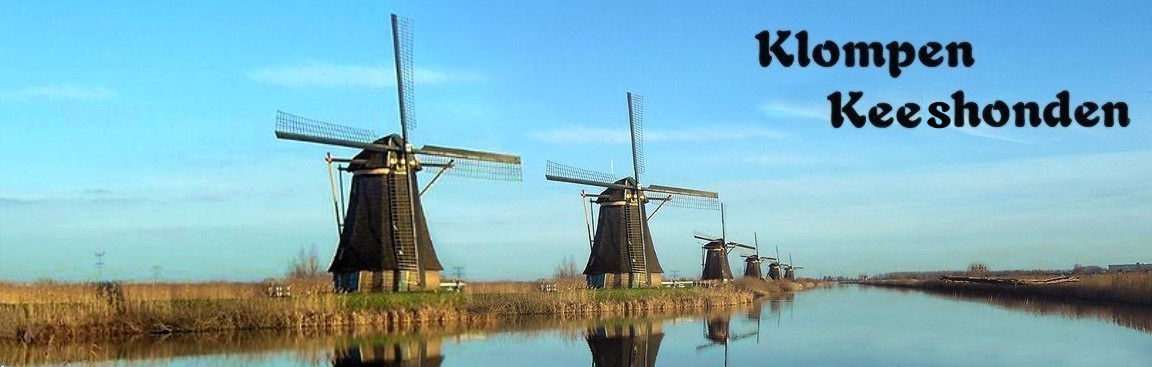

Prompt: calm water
[6,285,1151,367]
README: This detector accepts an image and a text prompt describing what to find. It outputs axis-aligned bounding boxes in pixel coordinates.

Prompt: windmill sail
[545,161,624,189]
[392,14,416,137]
[416,145,522,181]
[275,111,399,152]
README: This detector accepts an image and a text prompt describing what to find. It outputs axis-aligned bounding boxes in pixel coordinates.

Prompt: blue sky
[1,1,1149,281]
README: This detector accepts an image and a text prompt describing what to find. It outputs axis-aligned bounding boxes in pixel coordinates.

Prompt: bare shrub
[287,244,324,278]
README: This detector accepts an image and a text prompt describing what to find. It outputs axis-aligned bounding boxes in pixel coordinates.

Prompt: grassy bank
[0,277,817,343]
[861,272,1152,306]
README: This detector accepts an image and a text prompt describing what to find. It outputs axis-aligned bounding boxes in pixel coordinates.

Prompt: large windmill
[546,92,720,289]
[693,204,755,282]
[275,14,522,293]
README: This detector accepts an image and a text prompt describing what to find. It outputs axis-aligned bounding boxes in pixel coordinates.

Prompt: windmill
[693,204,754,282]
[274,14,523,293]
[739,233,776,279]
[545,92,720,289]
[783,253,804,280]
[767,246,783,281]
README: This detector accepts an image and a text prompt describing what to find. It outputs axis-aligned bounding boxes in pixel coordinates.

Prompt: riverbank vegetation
[864,271,1152,306]
[0,276,819,344]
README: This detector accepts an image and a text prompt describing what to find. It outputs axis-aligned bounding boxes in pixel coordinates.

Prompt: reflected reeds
[926,288,1152,334]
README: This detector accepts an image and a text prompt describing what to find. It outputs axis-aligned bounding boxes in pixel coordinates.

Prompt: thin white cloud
[248,62,483,88]
[758,100,826,121]
[527,125,787,144]
[742,155,833,166]
[954,127,1031,144]
[0,84,117,101]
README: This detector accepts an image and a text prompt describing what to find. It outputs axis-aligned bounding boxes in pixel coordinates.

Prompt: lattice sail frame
[418,154,522,181]
[658,192,720,210]
[628,93,645,177]
[545,161,617,185]
[276,111,380,148]
[392,14,417,134]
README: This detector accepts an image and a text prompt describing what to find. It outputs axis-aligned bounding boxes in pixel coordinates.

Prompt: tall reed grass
[0,276,788,343]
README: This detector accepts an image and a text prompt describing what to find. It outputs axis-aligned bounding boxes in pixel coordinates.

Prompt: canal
[5,285,1150,366]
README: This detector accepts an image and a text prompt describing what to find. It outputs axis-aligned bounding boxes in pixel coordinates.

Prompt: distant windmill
[275,14,523,292]
[739,233,776,279]
[783,253,804,280]
[693,204,754,282]
[767,246,783,281]
[546,93,720,289]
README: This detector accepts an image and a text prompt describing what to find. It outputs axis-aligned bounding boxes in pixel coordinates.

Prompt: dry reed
[0,275,805,344]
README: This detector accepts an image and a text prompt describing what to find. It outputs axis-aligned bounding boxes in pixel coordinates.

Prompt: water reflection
[586,320,663,367]
[332,336,444,366]
[921,287,1152,333]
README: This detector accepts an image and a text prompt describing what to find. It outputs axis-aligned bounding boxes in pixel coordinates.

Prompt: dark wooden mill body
[701,240,734,281]
[767,262,782,280]
[742,255,764,278]
[584,177,664,288]
[274,14,522,292]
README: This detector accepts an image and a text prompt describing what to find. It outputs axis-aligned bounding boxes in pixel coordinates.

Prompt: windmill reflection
[331,337,443,367]
[586,320,665,367]
[696,312,758,367]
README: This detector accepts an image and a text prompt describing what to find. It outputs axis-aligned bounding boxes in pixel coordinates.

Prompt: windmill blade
[646,184,720,210]
[416,153,523,181]
[275,111,397,152]
[627,92,645,179]
[418,145,521,164]
[658,192,721,210]
[693,231,720,242]
[729,242,756,251]
[545,161,626,189]
[645,184,719,198]
[391,14,417,137]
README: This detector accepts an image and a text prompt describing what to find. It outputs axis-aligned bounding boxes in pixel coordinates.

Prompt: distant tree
[968,262,989,274]
[288,244,323,278]
[553,255,579,278]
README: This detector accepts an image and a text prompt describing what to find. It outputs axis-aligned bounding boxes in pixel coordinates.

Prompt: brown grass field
[862,272,1152,306]
[0,276,817,344]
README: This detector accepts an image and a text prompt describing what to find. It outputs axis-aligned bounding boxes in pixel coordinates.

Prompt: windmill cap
[347,134,418,171]
[702,240,727,250]
[594,177,647,203]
